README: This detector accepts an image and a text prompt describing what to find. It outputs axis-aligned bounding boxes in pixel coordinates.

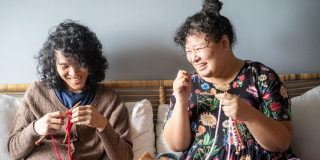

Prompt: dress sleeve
[6,83,41,159]
[97,94,133,160]
[164,94,176,126]
[258,67,292,121]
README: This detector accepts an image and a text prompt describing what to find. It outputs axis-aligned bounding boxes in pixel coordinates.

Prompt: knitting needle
[35,101,81,146]
[233,119,246,149]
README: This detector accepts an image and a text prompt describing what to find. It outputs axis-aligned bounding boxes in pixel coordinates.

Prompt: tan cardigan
[7,80,133,160]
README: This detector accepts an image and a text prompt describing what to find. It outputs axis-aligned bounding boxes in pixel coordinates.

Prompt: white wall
[0,0,319,84]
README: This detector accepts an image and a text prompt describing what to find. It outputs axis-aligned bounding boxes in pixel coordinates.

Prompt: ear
[221,35,230,50]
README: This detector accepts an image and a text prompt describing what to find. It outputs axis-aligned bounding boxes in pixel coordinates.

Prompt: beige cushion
[125,99,156,160]
[156,104,181,157]
[0,95,21,159]
[291,85,320,159]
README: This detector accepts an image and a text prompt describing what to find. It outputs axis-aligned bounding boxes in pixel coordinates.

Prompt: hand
[70,105,108,132]
[215,93,254,121]
[173,70,191,107]
[34,111,71,135]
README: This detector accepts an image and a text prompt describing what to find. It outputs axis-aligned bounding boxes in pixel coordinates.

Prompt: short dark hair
[174,0,236,49]
[36,19,108,92]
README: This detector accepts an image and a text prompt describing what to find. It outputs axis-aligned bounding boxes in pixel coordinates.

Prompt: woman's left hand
[70,105,108,132]
[215,93,254,121]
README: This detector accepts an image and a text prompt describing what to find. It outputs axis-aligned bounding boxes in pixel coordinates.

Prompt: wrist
[33,121,41,135]
[97,118,108,132]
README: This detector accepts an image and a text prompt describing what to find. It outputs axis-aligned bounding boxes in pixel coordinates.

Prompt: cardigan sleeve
[6,82,41,159]
[96,90,133,160]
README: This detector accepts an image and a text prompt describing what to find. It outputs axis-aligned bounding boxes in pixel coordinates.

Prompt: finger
[177,70,190,79]
[219,98,234,107]
[215,93,234,100]
[49,123,63,130]
[71,110,88,119]
[175,78,191,87]
[72,105,90,113]
[47,128,59,135]
[49,111,71,118]
[47,118,65,126]
[70,116,89,124]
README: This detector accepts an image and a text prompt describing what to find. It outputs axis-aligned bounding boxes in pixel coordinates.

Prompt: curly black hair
[174,0,236,49]
[36,19,108,92]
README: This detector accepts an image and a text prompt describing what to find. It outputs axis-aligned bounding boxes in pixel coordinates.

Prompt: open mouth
[196,63,207,70]
[69,76,82,83]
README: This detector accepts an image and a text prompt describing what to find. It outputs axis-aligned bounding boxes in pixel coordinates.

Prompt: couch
[1,73,320,159]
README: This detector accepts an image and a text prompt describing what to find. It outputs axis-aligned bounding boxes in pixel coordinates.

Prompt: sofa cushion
[156,104,181,157]
[0,95,21,159]
[126,99,156,160]
[290,85,320,159]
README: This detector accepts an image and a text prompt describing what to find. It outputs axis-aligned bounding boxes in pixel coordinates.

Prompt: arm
[71,93,133,160]
[216,71,293,152]
[7,83,71,159]
[243,107,292,152]
[164,70,192,151]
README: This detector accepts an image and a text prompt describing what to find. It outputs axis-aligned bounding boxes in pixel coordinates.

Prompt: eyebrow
[57,61,69,65]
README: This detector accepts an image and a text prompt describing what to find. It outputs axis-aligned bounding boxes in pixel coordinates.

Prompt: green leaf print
[203,133,212,145]
[207,146,222,157]
[262,105,270,117]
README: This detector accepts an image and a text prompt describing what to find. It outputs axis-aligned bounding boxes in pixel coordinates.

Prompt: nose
[191,52,200,63]
[68,66,78,76]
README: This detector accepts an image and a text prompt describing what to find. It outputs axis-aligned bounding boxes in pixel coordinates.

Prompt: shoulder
[95,84,127,114]
[97,83,118,97]
[25,80,49,95]
[247,60,276,73]
[245,60,279,78]
[95,83,124,105]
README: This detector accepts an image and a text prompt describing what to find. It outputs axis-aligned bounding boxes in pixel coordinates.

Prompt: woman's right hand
[34,111,71,135]
[173,70,191,107]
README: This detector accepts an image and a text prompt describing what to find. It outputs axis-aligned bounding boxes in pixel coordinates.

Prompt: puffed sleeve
[257,65,292,121]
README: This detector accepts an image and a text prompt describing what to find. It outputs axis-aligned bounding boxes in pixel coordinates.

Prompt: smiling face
[185,32,228,79]
[55,50,89,93]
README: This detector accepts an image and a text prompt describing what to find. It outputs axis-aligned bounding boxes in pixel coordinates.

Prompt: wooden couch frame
[1,73,320,128]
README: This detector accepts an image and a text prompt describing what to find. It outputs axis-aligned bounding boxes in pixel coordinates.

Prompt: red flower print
[235,120,244,124]
[189,110,192,117]
[195,89,201,94]
[186,155,190,160]
[269,73,275,81]
[239,74,245,81]
[246,85,259,97]
[270,102,282,111]
[227,137,234,144]
[248,139,252,145]
[190,103,194,109]
[232,81,238,88]
[198,125,206,134]
[253,76,255,82]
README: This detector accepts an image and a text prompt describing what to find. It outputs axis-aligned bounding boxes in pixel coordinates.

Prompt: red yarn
[51,109,73,160]
[51,135,62,160]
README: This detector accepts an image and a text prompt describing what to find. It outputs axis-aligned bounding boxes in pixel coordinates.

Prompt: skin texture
[34,51,108,135]
[164,33,293,152]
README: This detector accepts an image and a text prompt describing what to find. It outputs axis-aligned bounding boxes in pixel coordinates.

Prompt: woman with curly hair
[164,0,298,159]
[7,20,133,160]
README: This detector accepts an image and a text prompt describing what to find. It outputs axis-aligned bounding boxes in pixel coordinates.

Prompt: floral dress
[165,60,296,160]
